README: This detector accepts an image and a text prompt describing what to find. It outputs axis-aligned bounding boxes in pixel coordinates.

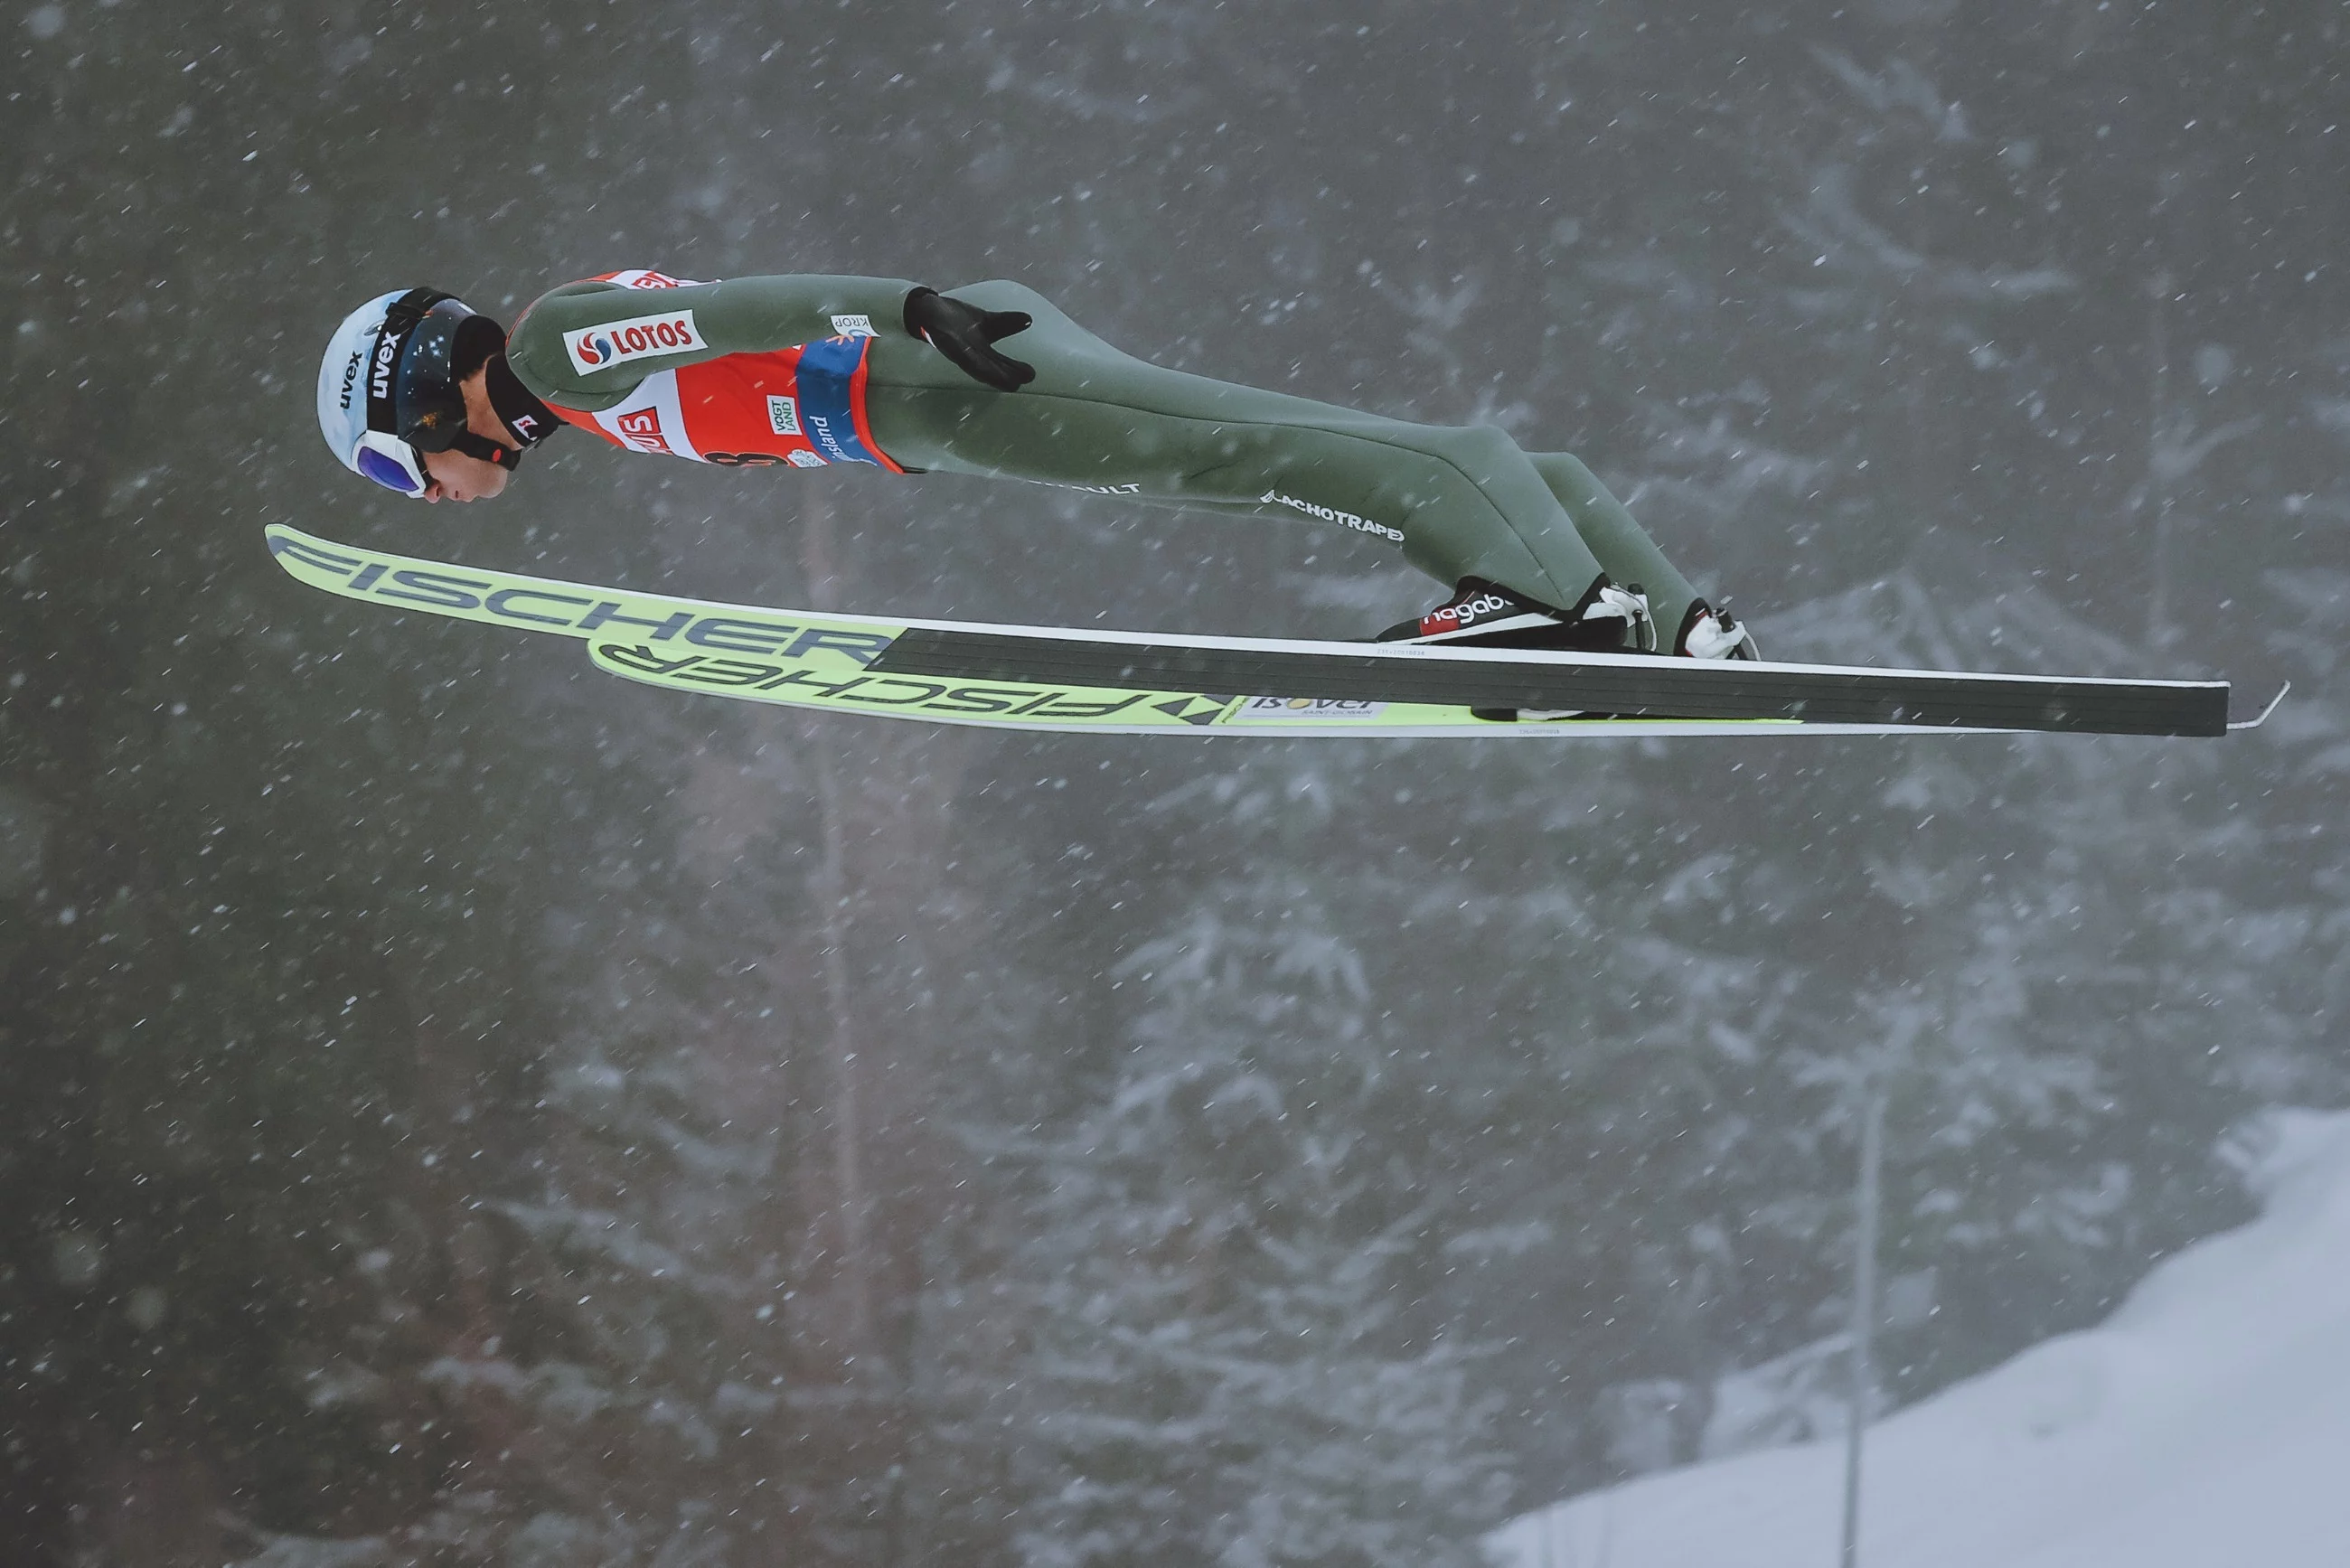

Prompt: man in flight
[315,271,1757,658]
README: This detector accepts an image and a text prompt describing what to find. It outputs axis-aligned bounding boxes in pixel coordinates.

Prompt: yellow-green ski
[264,526,2237,738]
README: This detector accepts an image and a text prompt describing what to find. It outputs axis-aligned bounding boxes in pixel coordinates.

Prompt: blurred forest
[4,1,2346,1563]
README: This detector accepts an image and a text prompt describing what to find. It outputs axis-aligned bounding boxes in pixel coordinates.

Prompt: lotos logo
[614,408,673,455]
[562,310,707,376]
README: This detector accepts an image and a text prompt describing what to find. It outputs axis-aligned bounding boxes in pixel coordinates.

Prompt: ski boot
[1377,576,1654,653]
[1674,601,1760,661]
[1374,577,1651,723]
[1476,598,1763,723]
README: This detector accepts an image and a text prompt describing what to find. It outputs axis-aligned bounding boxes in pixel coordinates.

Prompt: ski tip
[2227,681,2290,732]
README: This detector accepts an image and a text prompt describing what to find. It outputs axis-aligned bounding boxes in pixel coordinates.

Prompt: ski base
[264,526,2236,740]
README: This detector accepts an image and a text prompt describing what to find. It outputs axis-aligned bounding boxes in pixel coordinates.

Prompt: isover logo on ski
[563,310,707,375]
[1235,697,1386,719]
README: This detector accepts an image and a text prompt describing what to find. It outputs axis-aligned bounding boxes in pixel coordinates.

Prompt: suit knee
[1419,422,1525,474]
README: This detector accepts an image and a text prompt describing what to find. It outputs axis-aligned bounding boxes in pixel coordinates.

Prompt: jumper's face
[413,365,519,502]
[418,443,512,502]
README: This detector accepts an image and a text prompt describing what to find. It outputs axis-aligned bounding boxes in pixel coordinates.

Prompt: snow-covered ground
[1491,1110,2350,1568]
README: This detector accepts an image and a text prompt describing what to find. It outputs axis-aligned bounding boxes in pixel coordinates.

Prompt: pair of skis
[264,526,2273,739]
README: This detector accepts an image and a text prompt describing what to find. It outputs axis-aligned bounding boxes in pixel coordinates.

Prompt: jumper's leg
[866,282,1697,635]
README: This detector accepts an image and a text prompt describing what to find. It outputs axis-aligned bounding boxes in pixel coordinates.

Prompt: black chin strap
[446,429,525,470]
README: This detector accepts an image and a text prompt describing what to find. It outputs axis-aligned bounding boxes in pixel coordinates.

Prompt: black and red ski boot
[1377,576,1654,652]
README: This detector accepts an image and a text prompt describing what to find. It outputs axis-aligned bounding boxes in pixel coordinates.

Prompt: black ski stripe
[867,632,2229,737]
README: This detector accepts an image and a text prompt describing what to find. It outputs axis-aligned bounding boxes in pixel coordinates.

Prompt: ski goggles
[352,429,429,498]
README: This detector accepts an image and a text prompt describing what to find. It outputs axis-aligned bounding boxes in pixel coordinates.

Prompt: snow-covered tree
[999,896,1514,1567]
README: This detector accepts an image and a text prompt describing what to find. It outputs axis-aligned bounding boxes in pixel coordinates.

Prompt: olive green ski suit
[503,274,1702,636]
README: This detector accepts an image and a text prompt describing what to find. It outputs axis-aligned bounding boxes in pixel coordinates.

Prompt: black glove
[903,286,1036,392]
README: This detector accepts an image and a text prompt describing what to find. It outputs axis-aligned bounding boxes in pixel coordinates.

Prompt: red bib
[538,271,903,473]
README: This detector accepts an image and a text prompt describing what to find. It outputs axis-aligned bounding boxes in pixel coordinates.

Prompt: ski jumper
[502,272,1702,633]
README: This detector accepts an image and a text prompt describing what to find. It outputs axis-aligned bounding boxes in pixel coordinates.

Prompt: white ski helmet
[316,287,518,496]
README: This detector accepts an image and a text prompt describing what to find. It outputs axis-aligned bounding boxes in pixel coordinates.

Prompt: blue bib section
[794,336,887,467]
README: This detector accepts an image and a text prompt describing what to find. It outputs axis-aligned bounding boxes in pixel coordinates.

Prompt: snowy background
[4,2,2347,1565]
[1491,1109,2350,1568]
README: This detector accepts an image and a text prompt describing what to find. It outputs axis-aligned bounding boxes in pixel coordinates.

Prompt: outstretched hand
[903,286,1036,391]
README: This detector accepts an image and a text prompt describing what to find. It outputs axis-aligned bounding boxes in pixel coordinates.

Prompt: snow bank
[1490,1110,2350,1568]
